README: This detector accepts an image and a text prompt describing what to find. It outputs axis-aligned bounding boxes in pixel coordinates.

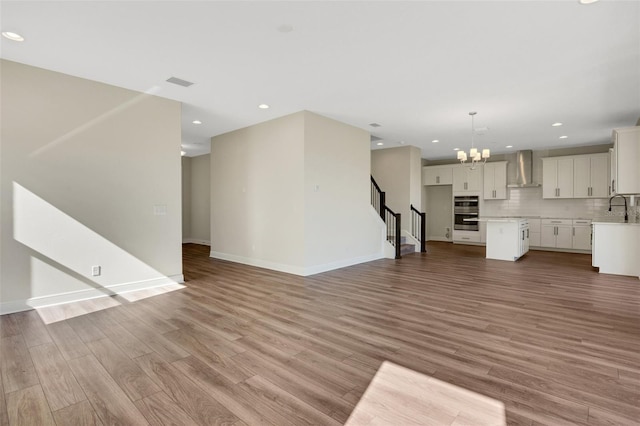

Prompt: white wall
[210,112,306,273]
[182,157,192,239]
[425,186,453,241]
[371,146,423,226]
[303,112,385,273]
[189,154,211,244]
[210,111,384,275]
[1,60,183,314]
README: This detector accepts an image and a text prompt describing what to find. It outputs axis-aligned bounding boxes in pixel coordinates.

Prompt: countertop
[592,218,640,226]
[466,217,529,223]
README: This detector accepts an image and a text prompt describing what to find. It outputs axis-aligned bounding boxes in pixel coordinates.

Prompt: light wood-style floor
[1,242,639,425]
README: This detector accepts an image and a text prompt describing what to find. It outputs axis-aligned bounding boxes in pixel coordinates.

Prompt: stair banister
[410,204,427,253]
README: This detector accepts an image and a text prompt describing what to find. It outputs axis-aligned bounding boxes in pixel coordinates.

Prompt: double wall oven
[454,195,479,231]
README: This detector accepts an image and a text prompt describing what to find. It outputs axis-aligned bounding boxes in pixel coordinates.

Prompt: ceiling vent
[369,123,381,128]
[166,77,194,87]
[370,135,383,142]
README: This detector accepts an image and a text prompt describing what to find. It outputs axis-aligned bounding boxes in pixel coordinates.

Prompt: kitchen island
[485,218,530,261]
[592,220,640,279]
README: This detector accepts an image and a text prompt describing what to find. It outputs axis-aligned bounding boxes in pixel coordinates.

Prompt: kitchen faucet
[608,194,628,222]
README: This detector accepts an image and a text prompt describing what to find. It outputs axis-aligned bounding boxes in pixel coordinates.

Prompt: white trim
[303,252,384,276]
[210,251,307,276]
[182,238,211,246]
[0,274,184,315]
[428,236,451,242]
[209,251,384,277]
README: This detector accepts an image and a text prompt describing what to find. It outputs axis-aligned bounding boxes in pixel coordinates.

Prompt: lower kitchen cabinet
[528,218,541,247]
[541,219,573,249]
[572,220,592,251]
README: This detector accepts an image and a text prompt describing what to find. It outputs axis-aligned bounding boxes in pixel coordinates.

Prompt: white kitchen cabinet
[528,218,541,247]
[593,222,640,278]
[453,230,481,243]
[483,161,507,200]
[453,165,482,193]
[422,166,453,186]
[542,158,574,199]
[609,147,616,196]
[541,219,572,249]
[612,127,640,195]
[573,154,609,198]
[572,219,592,251]
[486,219,529,261]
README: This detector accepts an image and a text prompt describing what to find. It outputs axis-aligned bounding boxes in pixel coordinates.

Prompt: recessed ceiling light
[258,104,270,109]
[192,120,202,125]
[579,0,599,4]
[2,31,24,42]
[399,141,405,145]
[552,122,563,127]
[181,150,187,156]
[506,145,513,148]
[559,135,568,139]
[453,148,460,151]
[432,140,439,143]
[376,142,384,146]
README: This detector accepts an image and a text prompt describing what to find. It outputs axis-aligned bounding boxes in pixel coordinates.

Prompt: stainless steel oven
[454,196,479,231]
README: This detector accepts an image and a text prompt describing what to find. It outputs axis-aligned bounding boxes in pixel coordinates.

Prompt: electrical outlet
[92,265,101,276]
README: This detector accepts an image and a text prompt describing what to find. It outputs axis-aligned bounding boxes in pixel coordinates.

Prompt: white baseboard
[303,252,384,276]
[428,236,451,242]
[183,238,211,246]
[0,274,185,315]
[210,251,384,277]
[210,251,307,276]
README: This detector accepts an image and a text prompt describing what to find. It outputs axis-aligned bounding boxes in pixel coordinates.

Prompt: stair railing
[370,176,385,221]
[371,176,401,259]
[410,204,427,253]
[385,206,402,260]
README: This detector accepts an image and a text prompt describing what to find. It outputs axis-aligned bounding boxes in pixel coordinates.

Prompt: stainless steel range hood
[507,150,540,187]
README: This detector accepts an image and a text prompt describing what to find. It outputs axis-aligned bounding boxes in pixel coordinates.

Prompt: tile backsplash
[483,187,612,219]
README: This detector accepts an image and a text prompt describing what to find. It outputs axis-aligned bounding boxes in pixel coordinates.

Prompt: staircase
[398,235,417,256]
[371,175,426,259]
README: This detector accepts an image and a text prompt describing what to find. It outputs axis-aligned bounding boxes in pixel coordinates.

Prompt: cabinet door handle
[436,176,440,184]
[527,229,529,238]
[612,180,615,193]
[608,186,611,196]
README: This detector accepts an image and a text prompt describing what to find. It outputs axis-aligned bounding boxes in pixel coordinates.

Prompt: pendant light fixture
[457,111,490,168]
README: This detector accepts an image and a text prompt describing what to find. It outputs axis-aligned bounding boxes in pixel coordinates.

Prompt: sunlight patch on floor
[345,361,506,426]
[35,283,185,324]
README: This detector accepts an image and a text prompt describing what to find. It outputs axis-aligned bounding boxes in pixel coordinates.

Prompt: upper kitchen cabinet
[542,157,574,199]
[612,127,640,195]
[573,153,609,198]
[422,165,453,186]
[483,161,507,200]
[453,165,482,193]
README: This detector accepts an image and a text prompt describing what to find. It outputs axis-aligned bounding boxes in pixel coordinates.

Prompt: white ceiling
[1,1,639,159]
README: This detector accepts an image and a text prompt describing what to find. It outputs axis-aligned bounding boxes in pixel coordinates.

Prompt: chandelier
[457,111,490,167]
